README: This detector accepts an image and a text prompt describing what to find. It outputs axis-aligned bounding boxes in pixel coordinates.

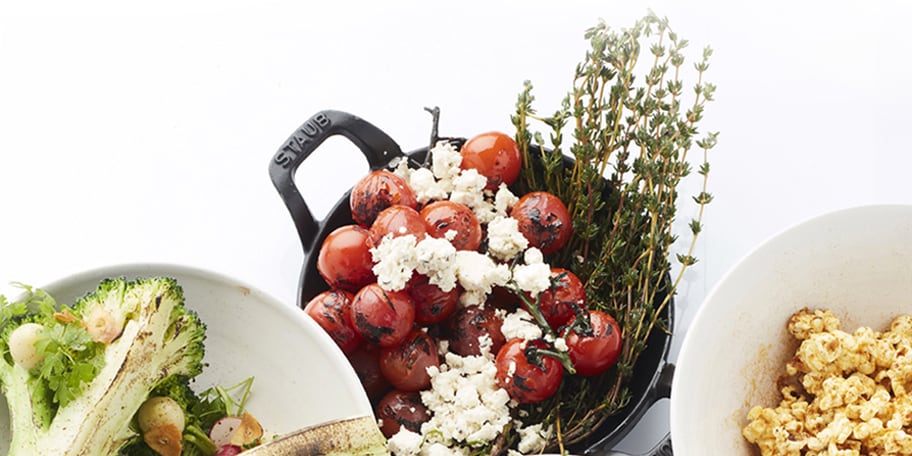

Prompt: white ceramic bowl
[670,204,912,455]
[0,263,373,453]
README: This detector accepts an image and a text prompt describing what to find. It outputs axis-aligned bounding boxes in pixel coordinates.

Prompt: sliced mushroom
[143,423,183,456]
[230,412,264,447]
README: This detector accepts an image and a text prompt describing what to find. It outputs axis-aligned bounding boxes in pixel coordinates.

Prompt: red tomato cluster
[302,131,623,436]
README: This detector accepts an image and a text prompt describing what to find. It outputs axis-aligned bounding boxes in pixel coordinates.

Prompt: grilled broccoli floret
[0,277,207,455]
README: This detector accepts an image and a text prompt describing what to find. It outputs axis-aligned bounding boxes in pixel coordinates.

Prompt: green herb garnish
[4,283,107,409]
[512,10,718,450]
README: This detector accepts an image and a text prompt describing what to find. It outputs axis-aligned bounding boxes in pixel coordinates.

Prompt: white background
[1,1,910,453]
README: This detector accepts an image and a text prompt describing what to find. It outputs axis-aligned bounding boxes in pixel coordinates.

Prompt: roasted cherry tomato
[420,200,482,251]
[459,131,522,190]
[510,191,572,255]
[445,304,506,357]
[488,286,521,312]
[350,283,415,347]
[532,268,586,330]
[407,274,459,325]
[375,390,430,438]
[563,310,622,376]
[346,343,390,403]
[494,339,563,404]
[350,170,418,227]
[317,225,376,291]
[303,290,362,354]
[369,204,426,244]
[379,329,439,392]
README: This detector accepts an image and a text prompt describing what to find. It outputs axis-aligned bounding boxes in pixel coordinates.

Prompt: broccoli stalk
[0,277,207,455]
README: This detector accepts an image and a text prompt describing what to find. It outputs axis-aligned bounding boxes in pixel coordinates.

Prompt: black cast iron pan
[270,110,675,455]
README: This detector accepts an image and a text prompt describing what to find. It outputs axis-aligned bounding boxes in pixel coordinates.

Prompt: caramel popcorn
[743,309,912,456]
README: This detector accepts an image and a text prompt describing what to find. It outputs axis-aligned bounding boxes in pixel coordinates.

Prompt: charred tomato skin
[420,200,482,251]
[534,268,587,331]
[510,191,572,255]
[350,283,416,348]
[494,339,564,404]
[459,131,522,190]
[563,310,623,376]
[316,225,376,292]
[445,304,505,357]
[407,274,459,325]
[375,390,431,438]
[346,343,390,404]
[379,329,440,391]
[350,170,418,227]
[303,290,362,354]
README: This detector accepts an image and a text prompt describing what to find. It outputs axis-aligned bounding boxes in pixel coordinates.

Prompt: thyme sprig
[510,11,718,450]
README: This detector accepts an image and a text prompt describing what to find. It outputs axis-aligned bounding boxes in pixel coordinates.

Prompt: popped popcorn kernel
[744,309,912,456]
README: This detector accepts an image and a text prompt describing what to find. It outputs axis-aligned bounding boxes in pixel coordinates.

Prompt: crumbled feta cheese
[371,234,418,291]
[458,289,488,307]
[420,351,513,447]
[524,247,544,265]
[462,184,517,224]
[512,262,552,297]
[453,168,487,192]
[486,216,529,261]
[414,237,458,292]
[425,443,468,456]
[449,169,488,211]
[470,199,498,225]
[454,251,511,295]
[430,443,473,456]
[493,184,519,215]
[388,429,423,456]
[431,141,463,181]
[516,422,553,454]
[477,334,493,358]
[409,167,449,204]
[444,230,457,241]
[501,309,543,341]
[389,141,460,206]
[437,339,450,356]
[392,156,412,182]
[554,337,569,352]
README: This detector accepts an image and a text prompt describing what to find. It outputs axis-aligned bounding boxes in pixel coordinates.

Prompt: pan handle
[591,363,675,456]
[597,434,672,456]
[269,110,404,254]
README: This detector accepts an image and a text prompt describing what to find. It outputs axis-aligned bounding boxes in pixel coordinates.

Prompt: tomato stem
[423,106,441,167]
[531,346,576,376]
[510,286,556,340]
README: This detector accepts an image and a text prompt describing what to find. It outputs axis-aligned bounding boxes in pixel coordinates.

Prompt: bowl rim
[669,203,912,453]
[26,262,373,424]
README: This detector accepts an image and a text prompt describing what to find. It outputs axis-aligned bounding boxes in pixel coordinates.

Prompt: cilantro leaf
[33,318,106,407]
